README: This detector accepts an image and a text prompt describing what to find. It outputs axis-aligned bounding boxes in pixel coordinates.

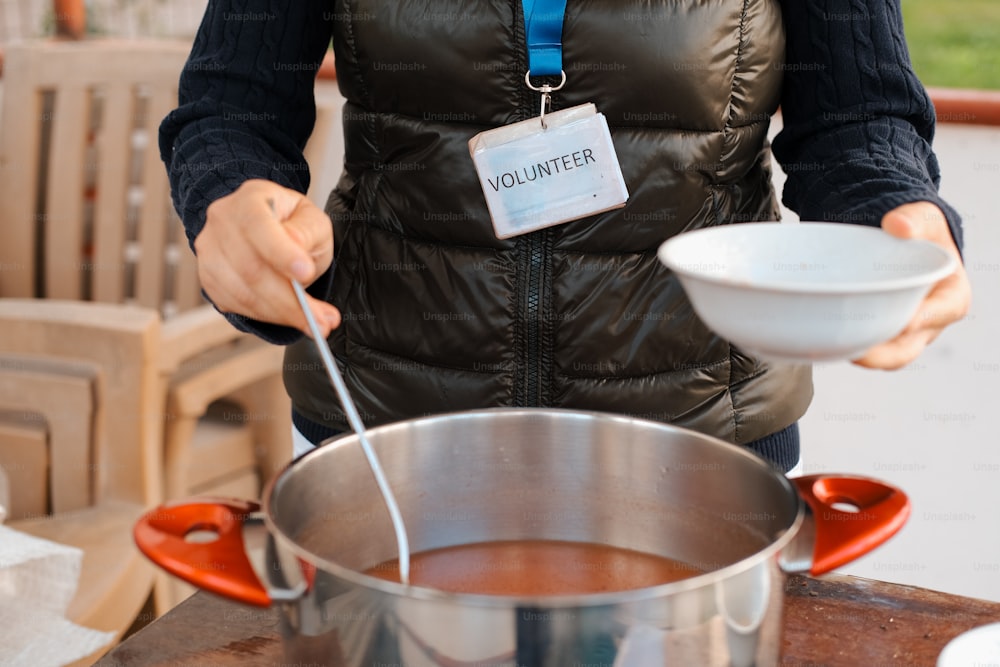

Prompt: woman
[161,0,971,472]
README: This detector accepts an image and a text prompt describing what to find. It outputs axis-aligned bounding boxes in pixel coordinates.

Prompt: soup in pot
[364,539,705,595]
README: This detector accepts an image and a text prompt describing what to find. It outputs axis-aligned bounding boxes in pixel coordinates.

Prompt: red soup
[364,539,705,596]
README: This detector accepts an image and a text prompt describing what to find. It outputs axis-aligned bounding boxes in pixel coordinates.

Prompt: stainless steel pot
[136,408,909,666]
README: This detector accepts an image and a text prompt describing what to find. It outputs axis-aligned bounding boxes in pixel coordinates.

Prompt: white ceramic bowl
[656,222,957,362]
[937,622,1000,666]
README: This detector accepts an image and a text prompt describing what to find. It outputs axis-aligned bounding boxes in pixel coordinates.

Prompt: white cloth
[0,525,116,666]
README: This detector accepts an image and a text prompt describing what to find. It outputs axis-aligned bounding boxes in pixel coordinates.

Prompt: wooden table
[97,574,1000,666]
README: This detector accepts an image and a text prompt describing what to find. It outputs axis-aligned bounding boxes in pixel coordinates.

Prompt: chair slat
[135,87,175,312]
[91,84,135,304]
[173,242,203,313]
[44,85,90,300]
[0,52,44,297]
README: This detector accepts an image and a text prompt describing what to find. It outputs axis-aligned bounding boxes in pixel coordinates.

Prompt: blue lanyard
[522,0,568,77]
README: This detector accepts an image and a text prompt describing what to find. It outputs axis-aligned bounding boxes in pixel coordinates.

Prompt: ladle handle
[290,278,411,585]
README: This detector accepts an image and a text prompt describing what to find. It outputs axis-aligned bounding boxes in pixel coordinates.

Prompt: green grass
[902,0,1000,90]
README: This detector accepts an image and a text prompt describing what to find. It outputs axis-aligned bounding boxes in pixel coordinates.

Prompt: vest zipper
[527,234,544,406]
[514,231,550,406]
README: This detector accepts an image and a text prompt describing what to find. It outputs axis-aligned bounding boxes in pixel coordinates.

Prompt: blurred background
[0,0,204,41]
[4,0,999,88]
[0,0,997,661]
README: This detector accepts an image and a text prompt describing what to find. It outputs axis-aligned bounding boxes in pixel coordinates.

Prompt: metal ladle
[289,277,411,585]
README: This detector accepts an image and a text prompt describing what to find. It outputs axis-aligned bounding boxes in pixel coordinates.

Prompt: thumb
[880,202,947,243]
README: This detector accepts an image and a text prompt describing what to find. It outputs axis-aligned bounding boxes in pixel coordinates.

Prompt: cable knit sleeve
[772,0,964,253]
[159,0,335,343]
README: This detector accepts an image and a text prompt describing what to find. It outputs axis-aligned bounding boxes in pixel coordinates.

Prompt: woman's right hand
[196,179,341,338]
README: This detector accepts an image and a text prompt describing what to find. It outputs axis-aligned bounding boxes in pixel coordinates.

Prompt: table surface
[98,574,1000,666]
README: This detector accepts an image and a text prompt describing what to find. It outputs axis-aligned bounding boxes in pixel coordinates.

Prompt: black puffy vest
[285,0,813,444]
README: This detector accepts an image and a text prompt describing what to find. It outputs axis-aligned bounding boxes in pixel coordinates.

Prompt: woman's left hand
[852,201,972,370]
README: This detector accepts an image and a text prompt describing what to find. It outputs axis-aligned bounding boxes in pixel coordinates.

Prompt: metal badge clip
[525,70,566,129]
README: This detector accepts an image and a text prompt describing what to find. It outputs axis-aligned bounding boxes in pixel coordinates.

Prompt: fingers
[852,274,969,369]
[851,202,971,370]
[196,180,339,336]
[237,186,334,286]
[911,270,972,331]
[199,232,340,337]
[280,198,337,283]
[852,276,969,370]
[242,200,316,283]
[852,329,936,370]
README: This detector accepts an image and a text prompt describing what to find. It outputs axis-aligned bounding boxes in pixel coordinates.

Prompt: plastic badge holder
[469,103,628,239]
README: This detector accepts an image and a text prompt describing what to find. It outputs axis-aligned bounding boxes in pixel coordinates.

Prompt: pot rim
[262,408,807,608]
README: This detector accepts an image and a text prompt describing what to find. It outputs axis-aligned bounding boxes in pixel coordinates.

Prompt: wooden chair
[0,38,335,312]
[0,38,346,611]
[0,414,48,521]
[0,354,101,519]
[0,298,162,665]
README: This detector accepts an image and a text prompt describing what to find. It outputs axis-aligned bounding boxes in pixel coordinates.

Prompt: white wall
[770,119,1000,602]
[309,81,346,209]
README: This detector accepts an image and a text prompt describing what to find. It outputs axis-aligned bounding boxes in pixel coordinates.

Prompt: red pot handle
[793,474,911,576]
[133,498,271,607]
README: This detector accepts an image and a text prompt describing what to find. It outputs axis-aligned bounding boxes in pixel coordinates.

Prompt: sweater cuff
[818,191,965,261]
[292,410,344,447]
[774,115,965,261]
[744,422,800,473]
[174,159,300,249]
